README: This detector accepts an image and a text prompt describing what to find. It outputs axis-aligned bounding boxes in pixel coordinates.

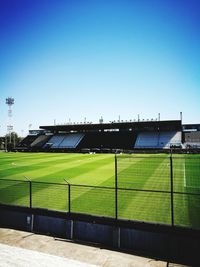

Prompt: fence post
[24,176,34,232]
[68,183,71,213]
[64,179,71,213]
[25,176,32,208]
[115,154,118,220]
[170,155,174,226]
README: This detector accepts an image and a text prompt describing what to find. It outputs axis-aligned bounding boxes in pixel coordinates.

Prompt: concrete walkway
[0,243,97,267]
[0,228,187,267]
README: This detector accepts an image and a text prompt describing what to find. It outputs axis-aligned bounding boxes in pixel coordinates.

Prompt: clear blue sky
[0,0,200,136]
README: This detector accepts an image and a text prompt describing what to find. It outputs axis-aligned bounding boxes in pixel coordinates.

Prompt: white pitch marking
[183,160,186,187]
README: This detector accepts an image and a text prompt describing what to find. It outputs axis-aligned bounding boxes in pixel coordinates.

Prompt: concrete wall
[0,206,199,265]
[73,221,115,246]
[0,209,31,232]
[120,228,170,258]
[33,215,71,239]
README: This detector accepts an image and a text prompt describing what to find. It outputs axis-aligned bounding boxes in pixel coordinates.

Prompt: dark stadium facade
[14,119,200,152]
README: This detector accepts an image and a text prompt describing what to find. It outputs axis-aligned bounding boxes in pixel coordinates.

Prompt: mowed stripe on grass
[0,153,115,211]
[0,152,199,228]
[0,153,114,183]
[117,157,171,224]
[0,153,171,221]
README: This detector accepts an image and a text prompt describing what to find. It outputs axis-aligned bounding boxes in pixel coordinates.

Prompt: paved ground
[0,243,97,267]
[0,228,188,267]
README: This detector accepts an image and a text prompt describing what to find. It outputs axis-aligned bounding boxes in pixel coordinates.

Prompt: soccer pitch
[0,152,199,229]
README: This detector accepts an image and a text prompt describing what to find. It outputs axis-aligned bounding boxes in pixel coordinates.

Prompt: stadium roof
[40,120,182,132]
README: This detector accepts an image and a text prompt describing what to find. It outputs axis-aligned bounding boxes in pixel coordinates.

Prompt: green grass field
[0,152,199,229]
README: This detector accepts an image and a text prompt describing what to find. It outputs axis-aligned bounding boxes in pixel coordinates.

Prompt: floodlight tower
[6,97,14,144]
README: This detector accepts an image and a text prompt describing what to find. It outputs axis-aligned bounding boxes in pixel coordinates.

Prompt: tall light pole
[6,97,14,148]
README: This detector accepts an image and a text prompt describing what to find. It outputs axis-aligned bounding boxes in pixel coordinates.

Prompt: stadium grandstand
[14,119,200,152]
[182,124,200,149]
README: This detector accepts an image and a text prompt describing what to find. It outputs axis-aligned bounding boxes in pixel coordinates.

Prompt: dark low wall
[0,204,199,265]
[0,209,32,232]
[73,221,115,246]
[33,215,71,239]
[120,227,170,258]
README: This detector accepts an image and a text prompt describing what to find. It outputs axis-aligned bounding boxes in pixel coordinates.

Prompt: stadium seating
[184,132,200,148]
[44,133,84,149]
[134,132,159,148]
[134,131,182,149]
[159,131,182,148]
[59,133,84,148]
[185,142,200,148]
[30,135,51,148]
[44,135,66,148]
[16,135,38,148]
[184,132,200,143]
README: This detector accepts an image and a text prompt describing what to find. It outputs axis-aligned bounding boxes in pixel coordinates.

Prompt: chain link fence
[117,155,200,228]
[0,155,199,229]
